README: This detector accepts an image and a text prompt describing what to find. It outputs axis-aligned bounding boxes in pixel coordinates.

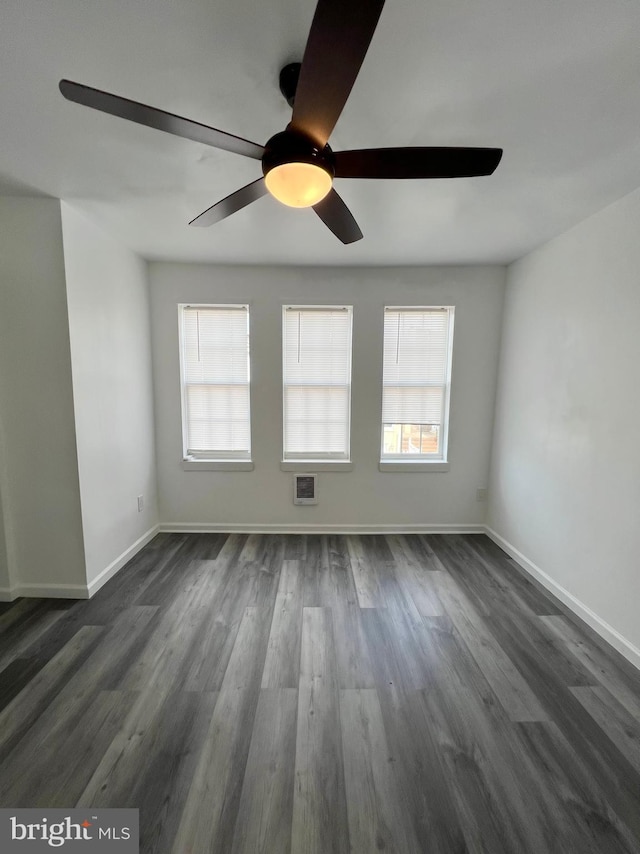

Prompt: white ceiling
[2,0,640,265]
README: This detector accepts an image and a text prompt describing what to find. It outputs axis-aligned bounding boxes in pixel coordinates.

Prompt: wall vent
[293,473,318,505]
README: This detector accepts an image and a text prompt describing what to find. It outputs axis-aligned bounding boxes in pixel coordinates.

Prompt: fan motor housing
[262,129,335,179]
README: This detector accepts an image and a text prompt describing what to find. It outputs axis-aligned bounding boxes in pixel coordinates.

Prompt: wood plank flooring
[1,532,640,853]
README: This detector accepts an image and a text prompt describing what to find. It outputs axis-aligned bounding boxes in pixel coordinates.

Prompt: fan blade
[291,0,385,148]
[189,178,267,227]
[313,189,363,243]
[59,80,264,160]
[334,147,503,179]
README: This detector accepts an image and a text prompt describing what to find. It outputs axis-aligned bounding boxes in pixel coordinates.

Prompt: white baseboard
[160,522,485,535]
[485,526,640,672]
[0,525,161,602]
[2,582,91,600]
[86,524,161,598]
[3,521,638,674]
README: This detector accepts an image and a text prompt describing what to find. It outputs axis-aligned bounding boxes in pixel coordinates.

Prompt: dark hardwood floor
[1,532,640,853]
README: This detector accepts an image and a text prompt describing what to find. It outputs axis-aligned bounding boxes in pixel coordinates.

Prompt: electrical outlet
[137,495,144,513]
[476,488,488,502]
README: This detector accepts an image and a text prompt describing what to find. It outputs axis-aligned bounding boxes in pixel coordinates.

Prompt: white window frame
[281,305,353,470]
[379,306,454,472]
[178,303,253,471]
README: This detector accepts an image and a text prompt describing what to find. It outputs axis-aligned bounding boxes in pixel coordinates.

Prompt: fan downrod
[279,63,301,108]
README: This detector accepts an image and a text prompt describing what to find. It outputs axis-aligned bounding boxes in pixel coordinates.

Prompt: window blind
[283,306,353,460]
[180,305,251,459]
[381,307,454,459]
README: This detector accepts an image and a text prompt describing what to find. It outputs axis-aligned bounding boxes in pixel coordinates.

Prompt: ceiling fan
[59,0,502,245]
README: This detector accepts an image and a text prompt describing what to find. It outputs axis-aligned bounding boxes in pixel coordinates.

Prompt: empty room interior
[1,0,640,851]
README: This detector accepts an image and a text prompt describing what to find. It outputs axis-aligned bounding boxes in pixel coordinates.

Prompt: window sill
[280,461,353,472]
[378,460,450,472]
[182,459,254,471]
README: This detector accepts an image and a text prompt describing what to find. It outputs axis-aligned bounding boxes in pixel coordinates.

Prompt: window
[179,304,251,463]
[381,306,454,463]
[282,305,353,462]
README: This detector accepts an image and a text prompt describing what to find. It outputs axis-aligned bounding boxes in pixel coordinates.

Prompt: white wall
[61,204,159,588]
[150,263,505,531]
[0,465,11,594]
[488,185,640,661]
[0,198,86,595]
[0,402,12,593]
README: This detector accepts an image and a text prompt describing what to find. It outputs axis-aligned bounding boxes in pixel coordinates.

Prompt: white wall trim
[378,461,450,472]
[0,524,160,601]
[1,582,90,600]
[4,520,638,674]
[160,522,485,535]
[86,524,161,598]
[485,526,640,672]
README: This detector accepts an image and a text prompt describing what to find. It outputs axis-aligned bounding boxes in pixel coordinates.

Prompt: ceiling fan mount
[278,62,302,109]
[59,0,503,244]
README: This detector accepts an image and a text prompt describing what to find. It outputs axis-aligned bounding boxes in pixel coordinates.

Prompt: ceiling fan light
[265,162,332,208]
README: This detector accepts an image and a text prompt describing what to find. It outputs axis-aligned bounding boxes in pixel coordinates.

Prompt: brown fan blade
[290,0,385,148]
[334,147,503,179]
[59,80,264,160]
[313,189,363,243]
[189,179,267,227]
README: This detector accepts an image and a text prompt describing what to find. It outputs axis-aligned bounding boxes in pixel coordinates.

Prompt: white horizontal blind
[180,305,251,459]
[283,306,352,460]
[381,307,454,459]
